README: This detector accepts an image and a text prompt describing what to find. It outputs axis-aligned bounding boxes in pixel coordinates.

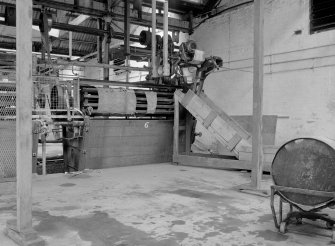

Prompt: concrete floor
[0,164,333,246]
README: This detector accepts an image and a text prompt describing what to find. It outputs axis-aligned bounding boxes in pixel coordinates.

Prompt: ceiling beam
[0,1,190,33]
[33,0,104,17]
[1,17,140,41]
[31,0,190,32]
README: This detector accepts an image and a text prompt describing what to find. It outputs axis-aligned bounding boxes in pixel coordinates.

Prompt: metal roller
[80,86,175,117]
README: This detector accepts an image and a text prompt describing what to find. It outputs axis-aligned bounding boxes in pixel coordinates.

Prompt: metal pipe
[103,35,110,79]
[97,18,103,63]
[1,1,190,32]
[124,0,131,82]
[53,60,149,71]
[41,133,47,175]
[163,0,170,77]
[69,31,73,59]
[152,0,158,78]
[103,18,111,80]
[80,78,182,89]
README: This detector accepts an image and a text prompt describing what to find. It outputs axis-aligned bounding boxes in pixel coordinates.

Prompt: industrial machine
[270,137,335,242]
[0,25,223,176]
[139,31,223,90]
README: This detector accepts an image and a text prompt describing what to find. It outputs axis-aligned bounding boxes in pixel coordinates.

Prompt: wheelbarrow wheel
[279,221,287,234]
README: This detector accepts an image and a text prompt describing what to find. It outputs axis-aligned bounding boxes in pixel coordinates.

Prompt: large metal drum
[272,137,335,206]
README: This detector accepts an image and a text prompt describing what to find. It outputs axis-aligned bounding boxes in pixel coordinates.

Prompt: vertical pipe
[41,133,47,175]
[125,57,130,82]
[16,0,33,231]
[62,126,69,172]
[69,31,73,60]
[103,1,112,80]
[41,46,46,61]
[251,0,264,189]
[152,0,158,78]
[97,18,103,63]
[124,0,130,82]
[103,23,110,80]
[173,92,179,158]
[163,0,169,77]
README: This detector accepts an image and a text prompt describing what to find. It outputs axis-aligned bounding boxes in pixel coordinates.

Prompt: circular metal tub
[272,137,335,206]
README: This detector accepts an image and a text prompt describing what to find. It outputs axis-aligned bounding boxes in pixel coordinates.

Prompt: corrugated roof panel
[0,0,123,56]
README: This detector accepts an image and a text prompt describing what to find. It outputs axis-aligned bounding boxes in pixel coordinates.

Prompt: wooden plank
[173,154,271,172]
[203,110,217,129]
[251,0,265,189]
[180,90,195,107]
[16,0,33,233]
[227,134,242,151]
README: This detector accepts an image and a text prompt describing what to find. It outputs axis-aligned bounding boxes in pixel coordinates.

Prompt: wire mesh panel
[0,75,80,179]
[33,77,80,121]
[0,83,16,179]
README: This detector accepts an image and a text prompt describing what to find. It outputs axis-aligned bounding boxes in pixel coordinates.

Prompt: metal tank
[270,137,335,242]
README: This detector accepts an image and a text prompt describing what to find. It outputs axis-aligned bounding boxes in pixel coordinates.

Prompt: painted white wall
[192,0,335,146]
